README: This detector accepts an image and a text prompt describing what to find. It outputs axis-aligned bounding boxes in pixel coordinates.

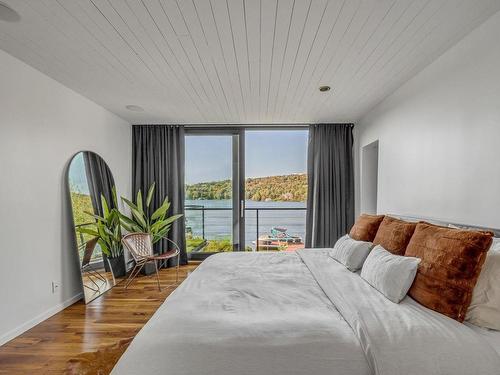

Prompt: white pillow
[330,234,372,271]
[467,238,500,330]
[361,245,421,303]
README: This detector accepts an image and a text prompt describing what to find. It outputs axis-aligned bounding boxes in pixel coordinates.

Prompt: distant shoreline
[186,173,307,202]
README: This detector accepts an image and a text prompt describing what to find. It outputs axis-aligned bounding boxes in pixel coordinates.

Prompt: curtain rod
[132,123,353,128]
[184,124,311,130]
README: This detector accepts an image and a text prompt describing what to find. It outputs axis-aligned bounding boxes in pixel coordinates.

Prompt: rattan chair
[121,233,180,291]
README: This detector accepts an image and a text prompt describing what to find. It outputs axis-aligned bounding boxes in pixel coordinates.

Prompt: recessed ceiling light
[319,85,331,92]
[125,105,145,112]
[0,2,20,23]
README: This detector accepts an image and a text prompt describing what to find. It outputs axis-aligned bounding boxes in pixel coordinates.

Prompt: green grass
[186,237,206,253]
[204,238,233,252]
[70,191,104,261]
[186,235,252,253]
[70,191,95,247]
[70,191,94,226]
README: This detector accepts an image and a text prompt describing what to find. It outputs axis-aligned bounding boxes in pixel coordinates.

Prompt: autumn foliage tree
[185,174,307,202]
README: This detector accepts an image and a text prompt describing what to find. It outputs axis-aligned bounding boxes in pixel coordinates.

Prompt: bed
[111,249,500,375]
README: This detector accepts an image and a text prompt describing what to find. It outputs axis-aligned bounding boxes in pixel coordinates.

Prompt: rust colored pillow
[349,214,385,242]
[373,216,417,255]
[405,222,493,322]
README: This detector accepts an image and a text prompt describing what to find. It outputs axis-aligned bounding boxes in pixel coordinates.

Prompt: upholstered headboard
[391,214,500,237]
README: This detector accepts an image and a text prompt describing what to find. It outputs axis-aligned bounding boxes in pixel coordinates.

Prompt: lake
[185,199,307,249]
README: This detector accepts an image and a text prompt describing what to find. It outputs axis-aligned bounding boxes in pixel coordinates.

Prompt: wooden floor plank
[0,262,200,374]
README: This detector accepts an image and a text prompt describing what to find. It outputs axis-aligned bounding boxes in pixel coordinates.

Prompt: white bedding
[298,249,500,375]
[112,250,500,375]
[466,322,500,356]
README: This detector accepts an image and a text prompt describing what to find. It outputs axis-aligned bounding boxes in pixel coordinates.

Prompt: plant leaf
[113,223,121,242]
[151,199,171,220]
[152,225,172,244]
[97,222,108,240]
[118,214,141,233]
[84,211,104,222]
[111,186,118,208]
[121,197,139,212]
[97,238,110,256]
[76,227,99,237]
[117,211,136,226]
[130,207,147,229]
[136,190,143,214]
[160,213,183,227]
[152,232,167,244]
[119,221,135,233]
[146,182,155,208]
[101,194,110,218]
[79,191,123,258]
[150,220,169,234]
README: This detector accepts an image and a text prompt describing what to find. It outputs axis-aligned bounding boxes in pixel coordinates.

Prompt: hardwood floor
[0,262,200,374]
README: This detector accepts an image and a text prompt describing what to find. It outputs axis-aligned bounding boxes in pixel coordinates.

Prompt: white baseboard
[0,293,83,346]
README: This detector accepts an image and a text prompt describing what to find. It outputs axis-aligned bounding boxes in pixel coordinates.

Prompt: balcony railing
[185,205,306,252]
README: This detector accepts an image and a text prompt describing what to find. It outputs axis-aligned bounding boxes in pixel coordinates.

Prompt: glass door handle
[241,200,245,218]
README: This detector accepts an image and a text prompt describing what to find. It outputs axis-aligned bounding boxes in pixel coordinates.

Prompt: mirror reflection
[68,151,125,303]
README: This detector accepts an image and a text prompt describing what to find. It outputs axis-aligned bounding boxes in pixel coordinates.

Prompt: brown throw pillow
[405,222,492,322]
[373,216,417,255]
[349,214,385,242]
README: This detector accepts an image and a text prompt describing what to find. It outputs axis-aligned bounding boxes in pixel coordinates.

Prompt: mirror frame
[66,150,124,303]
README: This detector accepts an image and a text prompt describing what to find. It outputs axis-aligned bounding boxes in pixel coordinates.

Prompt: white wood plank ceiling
[1,0,499,124]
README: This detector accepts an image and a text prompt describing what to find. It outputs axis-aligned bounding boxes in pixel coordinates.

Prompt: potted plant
[76,187,126,277]
[118,182,183,273]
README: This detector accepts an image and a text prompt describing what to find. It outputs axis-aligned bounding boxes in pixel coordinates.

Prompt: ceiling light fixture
[125,105,145,112]
[319,85,331,92]
[0,2,20,23]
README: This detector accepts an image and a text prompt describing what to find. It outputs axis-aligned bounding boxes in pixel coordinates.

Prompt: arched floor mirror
[67,151,126,303]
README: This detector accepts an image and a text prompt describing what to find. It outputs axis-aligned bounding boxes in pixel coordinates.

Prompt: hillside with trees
[185,173,307,202]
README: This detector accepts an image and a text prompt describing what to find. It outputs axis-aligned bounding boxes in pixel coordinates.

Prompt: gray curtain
[132,125,187,266]
[83,151,116,216]
[305,124,354,248]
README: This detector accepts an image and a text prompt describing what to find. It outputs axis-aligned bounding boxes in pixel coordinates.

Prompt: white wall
[0,49,131,345]
[356,10,500,229]
[360,140,378,215]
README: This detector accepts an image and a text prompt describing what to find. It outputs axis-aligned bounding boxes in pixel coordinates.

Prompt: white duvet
[111,250,500,375]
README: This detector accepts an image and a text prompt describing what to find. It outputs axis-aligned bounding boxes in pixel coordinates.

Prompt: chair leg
[154,260,161,292]
[86,268,107,289]
[124,264,138,289]
[82,267,100,292]
[124,262,145,289]
[176,254,179,283]
[88,265,107,282]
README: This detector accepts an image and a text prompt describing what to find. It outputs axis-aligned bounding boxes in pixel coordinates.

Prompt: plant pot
[108,254,126,278]
[141,262,154,275]
[103,254,111,272]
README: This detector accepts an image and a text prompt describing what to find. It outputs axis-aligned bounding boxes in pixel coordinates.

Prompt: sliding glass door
[185,129,244,257]
[184,127,308,257]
